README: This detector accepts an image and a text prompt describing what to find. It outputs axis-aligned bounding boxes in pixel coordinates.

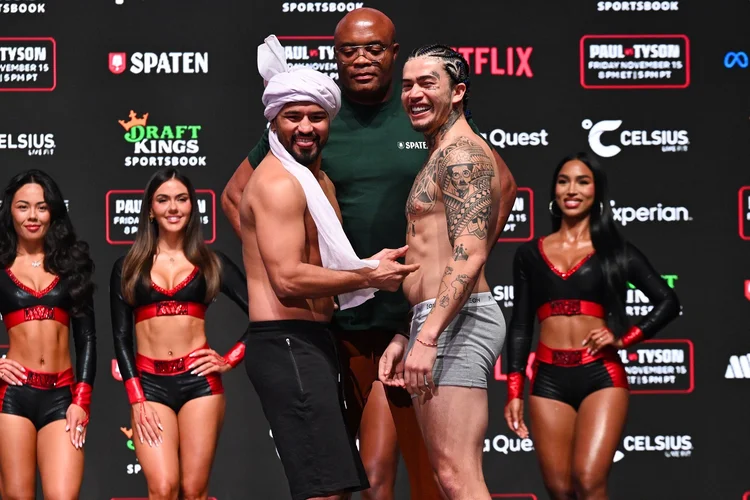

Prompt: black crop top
[506,237,680,374]
[110,251,249,384]
[0,268,97,388]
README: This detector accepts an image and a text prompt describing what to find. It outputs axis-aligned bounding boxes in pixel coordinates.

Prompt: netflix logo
[452,46,534,77]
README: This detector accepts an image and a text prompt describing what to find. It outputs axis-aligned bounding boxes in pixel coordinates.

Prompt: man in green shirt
[222,8,516,500]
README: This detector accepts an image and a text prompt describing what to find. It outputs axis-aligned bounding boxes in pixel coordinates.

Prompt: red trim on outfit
[3,305,70,330]
[621,326,644,347]
[72,382,93,424]
[535,342,628,389]
[5,269,60,298]
[506,372,525,403]
[124,377,146,404]
[603,358,629,389]
[205,373,224,395]
[536,300,605,322]
[537,237,595,279]
[223,343,246,368]
[23,367,74,389]
[150,267,199,296]
[135,343,209,375]
[134,301,206,324]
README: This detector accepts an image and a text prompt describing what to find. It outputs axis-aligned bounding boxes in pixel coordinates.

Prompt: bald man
[223,8,517,500]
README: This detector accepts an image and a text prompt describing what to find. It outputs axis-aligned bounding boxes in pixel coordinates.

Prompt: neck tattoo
[427,108,460,149]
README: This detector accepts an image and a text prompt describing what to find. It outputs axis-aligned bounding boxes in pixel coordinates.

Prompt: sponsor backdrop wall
[1,0,748,498]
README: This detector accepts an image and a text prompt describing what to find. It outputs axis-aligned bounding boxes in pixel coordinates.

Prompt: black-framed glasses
[335,43,393,64]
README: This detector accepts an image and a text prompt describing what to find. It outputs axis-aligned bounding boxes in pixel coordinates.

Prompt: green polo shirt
[248,90,482,332]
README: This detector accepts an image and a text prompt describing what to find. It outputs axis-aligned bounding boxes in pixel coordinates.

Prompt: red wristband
[506,372,525,403]
[223,343,246,368]
[621,326,644,348]
[72,382,92,425]
[124,377,146,404]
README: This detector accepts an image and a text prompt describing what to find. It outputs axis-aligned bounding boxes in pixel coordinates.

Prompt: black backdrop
[1,1,749,498]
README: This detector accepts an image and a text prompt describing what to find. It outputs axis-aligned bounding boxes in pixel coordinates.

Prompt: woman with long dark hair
[0,169,96,498]
[503,153,680,500]
[110,167,249,499]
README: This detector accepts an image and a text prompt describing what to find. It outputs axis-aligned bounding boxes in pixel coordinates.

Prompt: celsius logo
[452,47,533,77]
[282,2,364,12]
[582,118,689,157]
[119,110,205,167]
[725,353,750,379]
[276,36,337,80]
[483,435,534,454]
[724,51,749,69]
[492,285,514,308]
[480,128,549,149]
[615,435,693,461]
[397,141,428,150]
[0,0,46,14]
[597,1,679,10]
[108,52,208,74]
[0,133,55,156]
[610,200,691,226]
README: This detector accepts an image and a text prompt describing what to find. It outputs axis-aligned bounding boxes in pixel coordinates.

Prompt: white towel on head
[258,34,378,310]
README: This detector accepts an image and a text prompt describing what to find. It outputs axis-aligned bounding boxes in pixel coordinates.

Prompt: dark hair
[549,152,628,329]
[0,169,95,315]
[121,167,220,304]
[409,44,472,118]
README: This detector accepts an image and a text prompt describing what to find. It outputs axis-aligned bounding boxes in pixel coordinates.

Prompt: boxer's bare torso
[403,124,503,307]
[240,154,341,322]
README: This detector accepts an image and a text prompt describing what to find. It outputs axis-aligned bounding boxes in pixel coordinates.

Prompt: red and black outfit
[110,252,249,413]
[506,237,680,410]
[0,269,96,430]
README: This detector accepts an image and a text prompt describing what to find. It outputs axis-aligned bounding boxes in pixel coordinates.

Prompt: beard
[281,132,322,166]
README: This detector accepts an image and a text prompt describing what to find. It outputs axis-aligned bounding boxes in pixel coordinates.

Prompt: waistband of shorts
[13,366,75,389]
[410,292,495,317]
[248,319,332,335]
[535,342,619,367]
[136,343,209,375]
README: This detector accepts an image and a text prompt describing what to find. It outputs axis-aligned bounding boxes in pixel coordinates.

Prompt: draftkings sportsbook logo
[119,426,139,474]
[597,1,679,11]
[499,188,533,242]
[282,2,364,12]
[626,274,679,316]
[580,34,689,89]
[108,51,208,75]
[106,189,216,244]
[0,37,56,91]
[0,0,46,14]
[0,133,55,155]
[582,118,689,157]
[276,36,337,79]
[119,110,205,167]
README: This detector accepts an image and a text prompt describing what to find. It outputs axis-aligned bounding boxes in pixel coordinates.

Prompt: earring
[149,213,154,222]
[599,201,604,213]
[548,201,560,217]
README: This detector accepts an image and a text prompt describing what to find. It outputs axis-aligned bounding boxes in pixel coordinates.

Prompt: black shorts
[531,343,629,410]
[0,367,73,430]
[137,347,224,414]
[245,320,369,500]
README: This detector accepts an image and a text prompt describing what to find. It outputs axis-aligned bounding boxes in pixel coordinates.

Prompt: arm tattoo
[452,243,468,261]
[444,266,453,276]
[451,274,471,300]
[406,162,438,216]
[435,137,495,245]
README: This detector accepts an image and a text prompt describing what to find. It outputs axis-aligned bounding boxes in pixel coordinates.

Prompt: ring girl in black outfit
[0,169,96,499]
[503,153,680,500]
[110,167,250,500]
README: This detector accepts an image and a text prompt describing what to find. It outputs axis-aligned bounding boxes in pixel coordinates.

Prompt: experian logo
[610,200,691,225]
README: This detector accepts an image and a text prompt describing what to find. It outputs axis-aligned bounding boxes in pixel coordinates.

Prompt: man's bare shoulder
[438,134,495,166]
[246,155,305,209]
